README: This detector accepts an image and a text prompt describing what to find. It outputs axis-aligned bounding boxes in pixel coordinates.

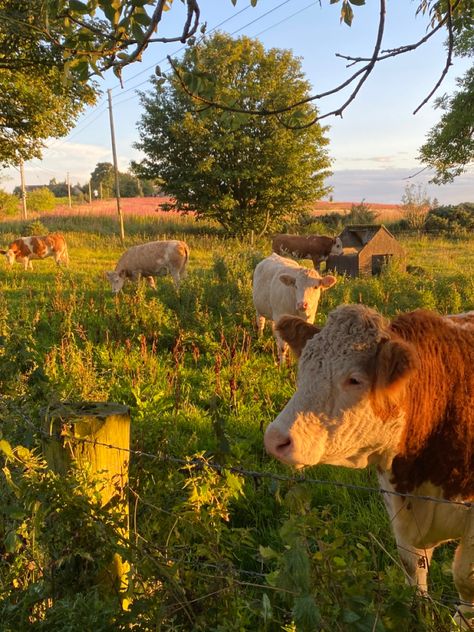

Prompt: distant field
[44,196,404,223]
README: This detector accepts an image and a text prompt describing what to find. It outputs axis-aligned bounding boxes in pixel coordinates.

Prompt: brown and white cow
[0,234,69,270]
[252,253,336,364]
[106,239,189,293]
[264,304,474,625]
[272,234,343,269]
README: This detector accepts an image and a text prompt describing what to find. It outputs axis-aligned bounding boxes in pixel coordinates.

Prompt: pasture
[0,207,473,631]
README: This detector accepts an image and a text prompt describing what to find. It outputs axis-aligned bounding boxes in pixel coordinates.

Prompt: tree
[89,162,154,198]
[133,33,332,235]
[0,0,97,166]
[401,183,431,231]
[418,19,473,183]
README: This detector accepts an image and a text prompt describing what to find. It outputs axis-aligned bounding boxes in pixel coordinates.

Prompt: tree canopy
[418,17,474,183]
[133,33,332,235]
[0,0,96,166]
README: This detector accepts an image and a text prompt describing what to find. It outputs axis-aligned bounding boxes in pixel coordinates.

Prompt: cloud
[327,168,474,204]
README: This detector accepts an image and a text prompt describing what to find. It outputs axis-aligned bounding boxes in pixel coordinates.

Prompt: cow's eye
[345,375,363,387]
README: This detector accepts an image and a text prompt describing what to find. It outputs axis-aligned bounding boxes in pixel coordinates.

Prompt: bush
[425,203,474,235]
[0,190,19,216]
[27,188,56,213]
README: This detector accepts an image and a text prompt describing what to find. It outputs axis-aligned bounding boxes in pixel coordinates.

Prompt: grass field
[0,208,473,631]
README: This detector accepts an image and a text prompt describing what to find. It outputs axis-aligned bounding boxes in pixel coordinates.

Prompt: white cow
[106,240,189,293]
[252,253,336,364]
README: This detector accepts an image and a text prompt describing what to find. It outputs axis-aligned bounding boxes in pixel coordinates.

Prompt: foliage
[89,162,153,199]
[0,0,96,166]
[0,190,19,216]
[400,183,431,231]
[27,189,56,213]
[134,32,332,236]
[418,14,473,182]
[0,218,472,629]
[347,199,379,224]
[425,202,474,235]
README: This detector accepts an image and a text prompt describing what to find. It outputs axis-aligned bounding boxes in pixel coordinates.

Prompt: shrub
[27,188,56,213]
[425,203,474,235]
[0,190,19,216]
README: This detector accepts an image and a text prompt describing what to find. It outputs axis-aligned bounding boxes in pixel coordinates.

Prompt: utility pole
[19,159,27,220]
[67,172,72,208]
[107,89,125,244]
[88,181,92,204]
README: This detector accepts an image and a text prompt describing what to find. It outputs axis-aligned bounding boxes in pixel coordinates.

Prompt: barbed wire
[37,424,473,509]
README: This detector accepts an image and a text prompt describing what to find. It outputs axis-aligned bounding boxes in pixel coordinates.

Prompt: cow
[272,234,343,269]
[252,253,336,364]
[264,304,474,626]
[0,234,69,270]
[106,239,189,294]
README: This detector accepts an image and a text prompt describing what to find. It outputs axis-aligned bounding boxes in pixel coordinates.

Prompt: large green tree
[133,33,332,235]
[418,16,473,183]
[0,0,96,165]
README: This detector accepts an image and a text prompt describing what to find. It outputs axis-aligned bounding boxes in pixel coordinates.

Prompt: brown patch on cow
[369,336,418,423]
[12,239,32,259]
[276,315,320,358]
[385,310,474,500]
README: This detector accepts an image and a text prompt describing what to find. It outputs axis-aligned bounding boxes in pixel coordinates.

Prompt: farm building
[326,224,405,277]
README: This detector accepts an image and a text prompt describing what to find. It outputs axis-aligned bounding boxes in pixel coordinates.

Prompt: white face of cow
[4,250,16,266]
[264,305,416,470]
[106,271,125,293]
[279,269,336,320]
[330,237,343,256]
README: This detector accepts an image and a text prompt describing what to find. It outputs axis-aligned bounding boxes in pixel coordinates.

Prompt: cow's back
[253,254,300,320]
[116,240,187,276]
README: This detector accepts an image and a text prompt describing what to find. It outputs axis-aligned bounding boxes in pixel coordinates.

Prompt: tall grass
[0,217,472,630]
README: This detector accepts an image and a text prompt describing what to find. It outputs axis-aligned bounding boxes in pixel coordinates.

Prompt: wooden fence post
[41,401,131,608]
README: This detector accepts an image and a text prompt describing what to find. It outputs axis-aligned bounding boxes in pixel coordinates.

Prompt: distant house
[326,224,405,277]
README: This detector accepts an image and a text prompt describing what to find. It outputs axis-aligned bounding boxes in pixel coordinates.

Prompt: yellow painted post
[42,401,131,608]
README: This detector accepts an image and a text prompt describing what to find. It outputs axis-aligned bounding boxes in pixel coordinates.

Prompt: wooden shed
[326,224,405,277]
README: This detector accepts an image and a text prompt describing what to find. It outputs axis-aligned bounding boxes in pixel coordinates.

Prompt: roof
[339,224,399,251]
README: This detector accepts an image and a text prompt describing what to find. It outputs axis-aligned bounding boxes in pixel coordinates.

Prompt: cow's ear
[375,337,418,395]
[276,315,320,358]
[319,275,337,290]
[279,274,296,286]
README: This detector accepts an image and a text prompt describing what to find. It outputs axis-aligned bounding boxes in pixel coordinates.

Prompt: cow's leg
[396,542,433,593]
[273,325,288,366]
[23,258,32,271]
[170,269,180,288]
[452,536,474,627]
[256,313,265,337]
[146,276,157,290]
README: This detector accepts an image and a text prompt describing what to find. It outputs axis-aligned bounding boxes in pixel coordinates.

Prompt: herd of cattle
[1,232,473,626]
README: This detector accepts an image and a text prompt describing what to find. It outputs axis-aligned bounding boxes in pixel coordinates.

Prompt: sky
[2,0,473,204]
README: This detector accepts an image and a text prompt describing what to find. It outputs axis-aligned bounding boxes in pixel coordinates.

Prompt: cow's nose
[264,425,293,460]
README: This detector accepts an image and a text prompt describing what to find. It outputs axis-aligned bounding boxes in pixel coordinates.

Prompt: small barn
[326,224,405,277]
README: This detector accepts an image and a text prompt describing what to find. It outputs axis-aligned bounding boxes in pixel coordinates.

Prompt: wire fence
[4,408,474,627]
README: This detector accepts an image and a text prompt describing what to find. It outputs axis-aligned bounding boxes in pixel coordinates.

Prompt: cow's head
[106,270,126,293]
[330,237,343,256]
[0,248,17,266]
[264,304,418,470]
[279,269,336,320]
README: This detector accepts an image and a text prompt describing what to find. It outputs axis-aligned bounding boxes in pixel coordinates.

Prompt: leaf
[259,545,279,560]
[4,530,19,554]
[261,593,273,623]
[341,1,354,26]
[69,0,90,12]
[292,595,321,629]
[349,0,365,4]
[0,439,13,458]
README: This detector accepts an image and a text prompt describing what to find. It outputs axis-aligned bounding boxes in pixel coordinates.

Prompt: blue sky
[2,0,473,203]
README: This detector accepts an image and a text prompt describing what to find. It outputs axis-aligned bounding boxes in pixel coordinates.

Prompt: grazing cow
[272,234,343,269]
[106,239,189,293]
[0,234,69,270]
[264,304,474,625]
[252,253,336,364]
